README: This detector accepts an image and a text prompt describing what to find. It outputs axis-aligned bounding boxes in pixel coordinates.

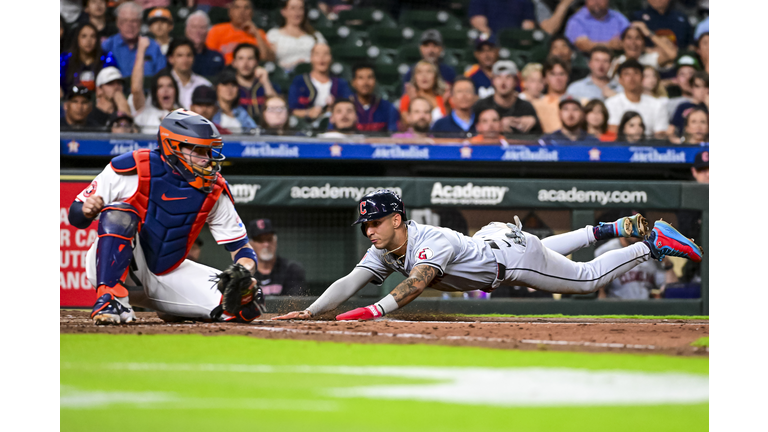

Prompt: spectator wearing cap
[147,7,174,55]
[185,11,225,78]
[319,100,362,138]
[189,85,233,135]
[564,0,628,54]
[267,0,328,72]
[213,71,258,133]
[350,63,399,133]
[61,85,102,131]
[431,78,478,135]
[232,43,279,123]
[605,59,668,139]
[129,36,180,134]
[532,57,571,134]
[60,23,118,96]
[631,0,693,51]
[289,43,352,122]
[519,63,544,102]
[166,38,213,110]
[468,0,535,40]
[696,32,708,74]
[473,60,541,135]
[102,1,166,77]
[399,60,448,125]
[248,218,307,296]
[392,97,434,141]
[205,0,275,65]
[668,71,708,139]
[89,66,131,127]
[665,53,701,119]
[540,98,597,144]
[691,150,709,183]
[464,38,499,98]
[74,0,118,44]
[401,30,457,88]
[607,24,677,80]
[469,108,508,145]
[566,46,622,104]
[108,111,138,133]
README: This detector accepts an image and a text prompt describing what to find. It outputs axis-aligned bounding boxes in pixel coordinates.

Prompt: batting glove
[336,304,384,321]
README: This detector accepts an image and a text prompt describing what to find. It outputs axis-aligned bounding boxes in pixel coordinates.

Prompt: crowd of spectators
[60,0,709,145]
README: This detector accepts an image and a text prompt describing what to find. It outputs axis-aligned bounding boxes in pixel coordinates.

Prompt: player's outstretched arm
[336,265,437,321]
[272,268,374,320]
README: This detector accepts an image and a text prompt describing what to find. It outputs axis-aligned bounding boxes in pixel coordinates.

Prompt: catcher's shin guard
[96,203,140,297]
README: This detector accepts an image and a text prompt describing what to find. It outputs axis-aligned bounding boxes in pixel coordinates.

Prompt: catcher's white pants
[474,223,651,294]
[85,237,222,319]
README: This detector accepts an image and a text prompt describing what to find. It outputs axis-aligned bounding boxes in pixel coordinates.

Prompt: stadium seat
[307,7,334,30]
[317,25,364,47]
[331,42,378,64]
[374,63,402,87]
[396,43,423,66]
[267,63,291,94]
[498,28,548,51]
[208,6,229,25]
[337,8,397,31]
[438,27,473,50]
[293,62,312,76]
[369,26,410,50]
[399,10,462,32]
[447,0,472,22]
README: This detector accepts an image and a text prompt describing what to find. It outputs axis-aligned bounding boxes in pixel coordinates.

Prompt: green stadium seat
[399,10,462,32]
[498,28,548,50]
[317,25,364,47]
[267,63,291,93]
[293,62,312,76]
[369,26,408,50]
[448,0,472,21]
[439,27,472,50]
[337,8,397,31]
[396,43,423,66]
[307,7,334,30]
[331,42,377,64]
[374,63,402,87]
[208,6,229,25]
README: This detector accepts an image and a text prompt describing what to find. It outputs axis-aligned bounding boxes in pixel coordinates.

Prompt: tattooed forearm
[390,265,437,305]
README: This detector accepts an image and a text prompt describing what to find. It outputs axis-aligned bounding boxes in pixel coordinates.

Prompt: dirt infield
[61,310,709,356]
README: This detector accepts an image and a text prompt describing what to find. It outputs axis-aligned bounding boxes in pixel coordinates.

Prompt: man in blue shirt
[469,0,536,38]
[565,46,622,103]
[632,0,693,50]
[540,98,598,144]
[402,30,457,87]
[350,63,399,133]
[431,78,477,135]
[564,0,629,53]
[185,10,225,78]
[464,38,498,98]
[101,2,166,77]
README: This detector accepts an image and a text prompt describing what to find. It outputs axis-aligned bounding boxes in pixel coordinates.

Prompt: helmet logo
[417,247,433,260]
[360,202,367,215]
[257,219,266,230]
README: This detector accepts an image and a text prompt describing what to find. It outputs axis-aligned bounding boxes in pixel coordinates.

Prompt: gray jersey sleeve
[409,228,458,276]
[355,247,395,285]
[306,268,375,316]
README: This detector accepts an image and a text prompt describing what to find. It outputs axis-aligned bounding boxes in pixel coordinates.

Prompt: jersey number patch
[417,247,433,260]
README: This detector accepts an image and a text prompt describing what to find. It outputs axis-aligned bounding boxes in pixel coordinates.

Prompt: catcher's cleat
[644,220,703,263]
[91,293,136,325]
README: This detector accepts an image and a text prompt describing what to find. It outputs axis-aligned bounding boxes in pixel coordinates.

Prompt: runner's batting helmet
[352,189,407,234]
[158,109,225,193]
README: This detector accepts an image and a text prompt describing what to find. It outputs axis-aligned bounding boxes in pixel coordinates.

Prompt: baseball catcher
[68,109,265,324]
[275,189,703,321]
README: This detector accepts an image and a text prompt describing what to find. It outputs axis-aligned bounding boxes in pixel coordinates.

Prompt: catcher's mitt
[215,263,257,314]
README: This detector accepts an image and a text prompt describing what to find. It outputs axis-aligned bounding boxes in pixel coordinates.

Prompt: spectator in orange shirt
[399,60,448,126]
[205,0,275,64]
[531,56,570,134]
[470,108,507,145]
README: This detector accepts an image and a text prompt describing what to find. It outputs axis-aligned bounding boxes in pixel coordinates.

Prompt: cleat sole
[654,221,703,262]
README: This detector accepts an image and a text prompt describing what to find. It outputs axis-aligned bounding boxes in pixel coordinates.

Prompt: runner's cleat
[644,220,703,262]
[90,293,136,325]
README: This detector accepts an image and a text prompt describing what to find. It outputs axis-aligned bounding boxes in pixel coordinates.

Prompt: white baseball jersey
[76,165,247,246]
[595,239,666,299]
[356,221,498,292]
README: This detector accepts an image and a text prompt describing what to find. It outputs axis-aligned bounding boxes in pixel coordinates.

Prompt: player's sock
[593,221,620,241]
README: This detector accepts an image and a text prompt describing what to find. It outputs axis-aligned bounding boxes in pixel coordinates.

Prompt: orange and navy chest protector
[110,148,234,275]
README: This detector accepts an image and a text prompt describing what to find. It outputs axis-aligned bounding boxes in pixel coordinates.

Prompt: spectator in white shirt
[605,59,668,139]
[166,38,212,110]
[266,0,327,72]
[130,36,180,134]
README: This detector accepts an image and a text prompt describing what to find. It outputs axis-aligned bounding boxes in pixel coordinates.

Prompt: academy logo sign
[241,143,300,158]
[229,184,262,203]
[291,184,403,201]
[538,187,648,205]
[371,145,429,159]
[430,182,509,205]
[628,147,687,163]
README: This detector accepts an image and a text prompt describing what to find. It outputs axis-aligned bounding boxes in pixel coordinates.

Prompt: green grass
[61,334,708,432]
[455,314,709,320]
[690,337,709,347]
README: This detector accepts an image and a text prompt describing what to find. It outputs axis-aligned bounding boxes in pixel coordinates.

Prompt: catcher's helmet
[352,189,407,235]
[158,109,225,193]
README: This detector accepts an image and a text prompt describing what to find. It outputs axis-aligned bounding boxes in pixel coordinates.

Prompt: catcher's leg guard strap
[96,204,140,290]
